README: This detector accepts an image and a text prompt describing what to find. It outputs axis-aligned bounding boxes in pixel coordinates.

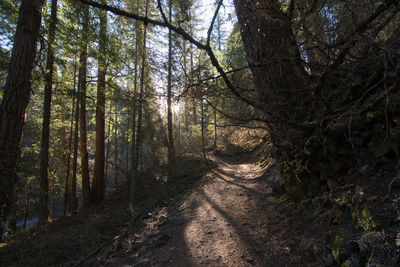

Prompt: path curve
[109,156,304,266]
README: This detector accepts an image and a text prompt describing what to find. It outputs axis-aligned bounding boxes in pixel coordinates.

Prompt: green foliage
[225,22,246,69]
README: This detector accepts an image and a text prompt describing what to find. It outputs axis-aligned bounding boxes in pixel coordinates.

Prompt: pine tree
[0,0,45,237]
[39,0,58,225]
[92,0,108,203]
[78,4,90,206]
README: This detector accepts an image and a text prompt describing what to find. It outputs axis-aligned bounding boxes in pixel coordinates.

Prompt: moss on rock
[332,234,352,263]
[351,205,378,231]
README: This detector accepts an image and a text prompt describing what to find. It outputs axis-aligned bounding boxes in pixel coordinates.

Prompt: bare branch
[207,0,223,47]
[203,97,265,123]
[78,0,264,112]
[157,0,168,23]
[330,2,392,48]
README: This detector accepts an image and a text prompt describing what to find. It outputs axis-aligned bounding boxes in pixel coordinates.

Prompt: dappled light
[1,0,400,265]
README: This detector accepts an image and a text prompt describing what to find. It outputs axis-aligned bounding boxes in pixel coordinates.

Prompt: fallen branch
[72,209,148,266]
[73,232,126,267]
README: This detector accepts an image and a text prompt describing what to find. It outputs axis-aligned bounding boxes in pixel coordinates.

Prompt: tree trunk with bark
[69,86,80,213]
[167,0,175,166]
[91,0,108,203]
[130,0,148,212]
[233,0,308,126]
[0,0,45,236]
[39,0,58,225]
[78,5,91,205]
[114,106,118,189]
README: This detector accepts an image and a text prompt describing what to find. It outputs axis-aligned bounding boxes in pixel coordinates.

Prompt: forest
[0,0,399,265]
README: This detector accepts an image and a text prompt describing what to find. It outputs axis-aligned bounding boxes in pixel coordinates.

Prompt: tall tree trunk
[64,64,77,216]
[39,0,58,225]
[190,45,197,125]
[8,187,17,234]
[0,0,44,236]
[125,110,129,181]
[23,185,29,230]
[105,101,112,182]
[79,5,90,205]
[114,105,119,189]
[144,102,157,166]
[91,0,108,203]
[167,0,175,165]
[213,10,221,150]
[157,113,169,149]
[233,0,307,125]
[69,82,80,213]
[213,102,217,149]
[182,40,190,148]
[62,125,71,216]
[200,98,208,164]
[129,0,141,213]
[130,0,148,212]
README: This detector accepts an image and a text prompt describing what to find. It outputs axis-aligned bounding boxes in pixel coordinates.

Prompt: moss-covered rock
[358,232,385,264]
[332,234,352,263]
[351,205,378,231]
[341,254,360,267]
[157,215,168,227]
[280,159,307,200]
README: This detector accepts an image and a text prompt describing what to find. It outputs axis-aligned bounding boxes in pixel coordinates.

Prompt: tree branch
[78,0,264,112]
[207,0,223,47]
[156,0,168,23]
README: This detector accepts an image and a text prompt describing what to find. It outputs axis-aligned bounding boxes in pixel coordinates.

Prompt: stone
[312,198,323,209]
[322,253,335,266]
[351,206,378,231]
[359,232,386,263]
[341,254,360,267]
[157,215,168,227]
[154,234,170,248]
[135,259,152,267]
[369,140,393,158]
[156,257,170,264]
[359,165,368,175]
[350,137,364,147]
[332,235,351,263]
[327,179,339,190]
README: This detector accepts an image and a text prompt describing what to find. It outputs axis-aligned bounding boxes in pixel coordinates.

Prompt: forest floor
[0,152,342,266]
[102,154,332,266]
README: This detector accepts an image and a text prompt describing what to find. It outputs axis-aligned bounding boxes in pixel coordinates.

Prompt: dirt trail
[109,156,307,266]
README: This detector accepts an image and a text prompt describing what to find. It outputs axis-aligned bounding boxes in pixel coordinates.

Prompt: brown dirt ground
[105,156,322,266]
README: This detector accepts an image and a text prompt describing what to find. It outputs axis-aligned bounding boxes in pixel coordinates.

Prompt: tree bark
[91,0,108,203]
[78,4,91,205]
[114,105,118,189]
[105,101,112,183]
[130,0,148,213]
[8,187,17,233]
[39,0,58,225]
[167,0,175,165]
[129,0,140,213]
[64,63,77,216]
[233,0,307,124]
[0,0,44,234]
[69,82,80,213]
